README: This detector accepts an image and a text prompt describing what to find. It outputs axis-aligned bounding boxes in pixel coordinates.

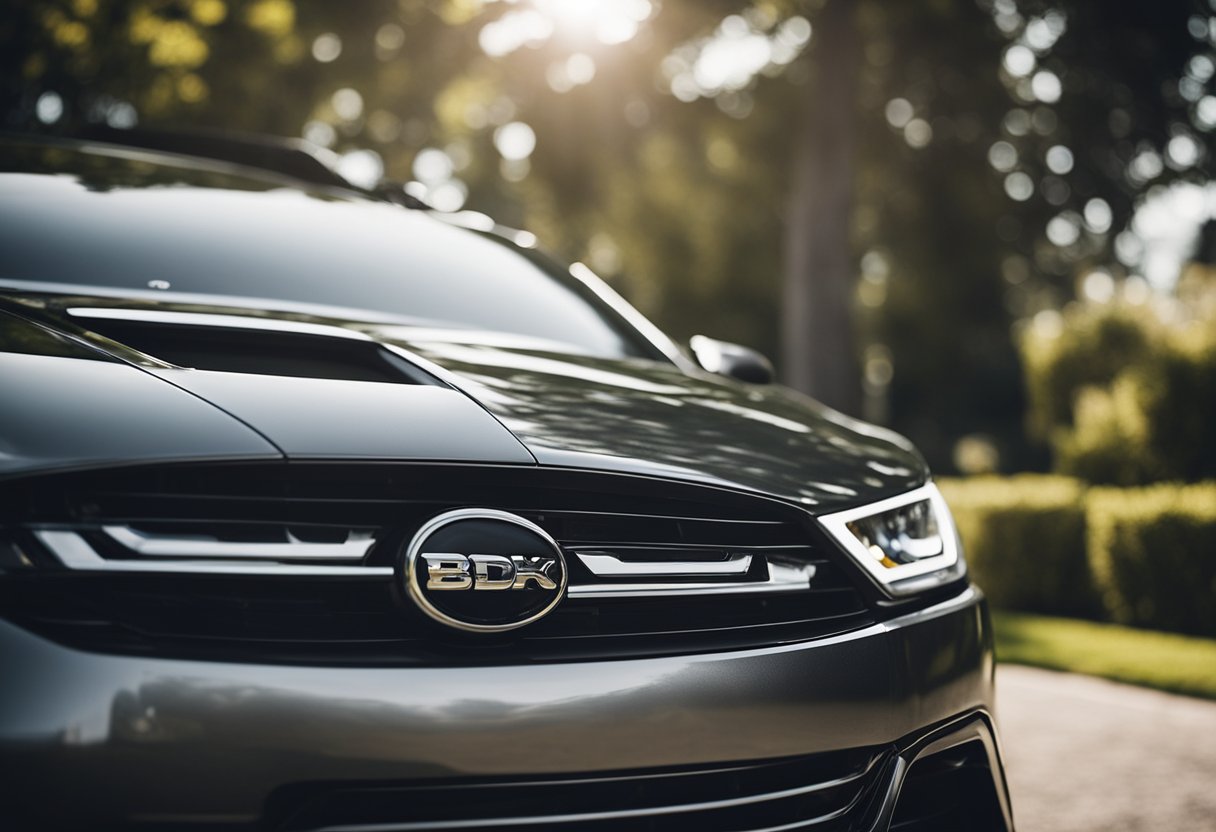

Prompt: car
[0,131,1013,831]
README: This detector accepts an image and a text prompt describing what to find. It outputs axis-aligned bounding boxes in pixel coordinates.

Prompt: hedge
[1017,287,1216,485]
[1087,484,1216,637]
[938,477,1216,636]
[938,476,1097,618]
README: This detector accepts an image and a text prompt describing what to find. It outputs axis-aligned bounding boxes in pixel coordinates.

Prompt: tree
[782,0,860,413]
[3,0,1211,474]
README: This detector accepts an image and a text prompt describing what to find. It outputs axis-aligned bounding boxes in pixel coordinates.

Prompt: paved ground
[997,665,1216,831]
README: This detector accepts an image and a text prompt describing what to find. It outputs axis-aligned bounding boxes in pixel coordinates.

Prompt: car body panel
[0,139,927,511]
[5,289,928,511]
[146,368,537,463]
[0,142,653,363]
[0,337,279,479]
[389,337,926,507]
[0,588,994,826]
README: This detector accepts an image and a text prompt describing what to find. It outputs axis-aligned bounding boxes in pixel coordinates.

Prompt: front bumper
[0,586,1009,830]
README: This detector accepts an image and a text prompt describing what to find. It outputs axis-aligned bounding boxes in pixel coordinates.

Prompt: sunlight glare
[664,14,811,102]
[480,0,653,56]
[534,0,653,45]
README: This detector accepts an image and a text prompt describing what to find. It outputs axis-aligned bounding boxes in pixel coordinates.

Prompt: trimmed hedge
[938,476,1097,617]
[939,477,1216,636]
[1053,334,1216,485]
[1018,280,1216,486]
[1087,484,1216,637]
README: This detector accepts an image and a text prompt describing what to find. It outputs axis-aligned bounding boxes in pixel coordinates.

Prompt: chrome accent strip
[66,307,374,342]
[101,525,374,561]
[34,531,392,577]
[575,551,753,578]
[1,278,432,328]
[567,560,815,599]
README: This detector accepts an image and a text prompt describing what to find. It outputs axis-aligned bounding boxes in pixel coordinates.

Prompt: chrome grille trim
[568,559,816,599]
[34,530,393,577]
[575,550,754,577]
[100,525,375,560]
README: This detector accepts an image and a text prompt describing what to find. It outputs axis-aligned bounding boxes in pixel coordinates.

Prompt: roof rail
[71,124,355,191]
[4,126,431,210]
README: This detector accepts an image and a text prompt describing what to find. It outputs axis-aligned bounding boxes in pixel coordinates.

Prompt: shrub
[1087,483,1216,637]
[1052,369,1161,485]
[1019,304,1157,442]
[1053,329,1216,485]
[1018,273,1216,485]
[938,476,1097,617]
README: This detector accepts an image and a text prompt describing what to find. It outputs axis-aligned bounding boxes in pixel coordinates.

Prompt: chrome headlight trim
[817,482,964,597]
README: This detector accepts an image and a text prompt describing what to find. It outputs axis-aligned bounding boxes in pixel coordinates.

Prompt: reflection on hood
[394,337,926,508]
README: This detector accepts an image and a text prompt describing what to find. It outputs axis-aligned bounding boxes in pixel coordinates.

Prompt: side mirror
[689,335,774,385]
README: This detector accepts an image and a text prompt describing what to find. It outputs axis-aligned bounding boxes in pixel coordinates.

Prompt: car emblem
[403,508,568,632]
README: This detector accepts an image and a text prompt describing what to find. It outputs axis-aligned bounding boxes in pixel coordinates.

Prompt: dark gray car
[0,135,1012,831]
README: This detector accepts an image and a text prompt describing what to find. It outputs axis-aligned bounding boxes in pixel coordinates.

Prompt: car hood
[386,335,927,508]
[9,296,927,510]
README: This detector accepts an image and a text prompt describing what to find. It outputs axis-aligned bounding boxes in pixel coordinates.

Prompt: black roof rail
[3,125,432,210]
[71,124,356,191]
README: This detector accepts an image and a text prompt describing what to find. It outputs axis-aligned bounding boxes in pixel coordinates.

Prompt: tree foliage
[1021,267,1216,484]
[2,0,1212,473]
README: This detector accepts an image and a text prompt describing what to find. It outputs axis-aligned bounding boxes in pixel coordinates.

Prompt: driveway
[997,664,1216,831]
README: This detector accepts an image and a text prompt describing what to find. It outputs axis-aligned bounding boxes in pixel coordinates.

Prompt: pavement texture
[997,664,1216,831]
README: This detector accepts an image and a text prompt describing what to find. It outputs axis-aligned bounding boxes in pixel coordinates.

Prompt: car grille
[1,463,875,663]
[264,747,891,832]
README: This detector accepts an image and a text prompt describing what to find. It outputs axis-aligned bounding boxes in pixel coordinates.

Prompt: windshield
[0,141,660,361]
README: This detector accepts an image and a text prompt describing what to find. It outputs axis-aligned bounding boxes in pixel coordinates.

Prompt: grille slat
[265,748,889,832]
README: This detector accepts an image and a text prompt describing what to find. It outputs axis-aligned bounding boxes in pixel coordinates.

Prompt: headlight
[818,483,965,596]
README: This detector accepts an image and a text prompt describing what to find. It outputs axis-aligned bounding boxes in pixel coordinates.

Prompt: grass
[993,611,1216,700]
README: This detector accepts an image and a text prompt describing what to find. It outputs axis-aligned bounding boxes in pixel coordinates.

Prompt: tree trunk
[781,0,861,415]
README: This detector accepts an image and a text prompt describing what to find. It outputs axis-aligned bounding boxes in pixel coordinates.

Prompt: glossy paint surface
[392,337,926,507]
[149,368,536,463]
[0,141,653,361]
[6,289,927,508]
[0,589,993,825]
[0,139,927,509]
[0,314,278,478]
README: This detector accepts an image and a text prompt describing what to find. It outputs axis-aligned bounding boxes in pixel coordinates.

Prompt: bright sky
[445,1,1216,291]
[1125,181,1216,288]
[479,0,655,56]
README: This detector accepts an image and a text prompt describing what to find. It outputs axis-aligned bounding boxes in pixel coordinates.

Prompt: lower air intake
[266,748,889,832]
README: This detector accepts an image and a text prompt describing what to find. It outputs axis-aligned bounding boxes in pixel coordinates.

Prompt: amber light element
[818,483,966,597]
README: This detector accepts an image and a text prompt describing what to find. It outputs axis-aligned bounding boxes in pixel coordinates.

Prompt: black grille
[2,463,875,663]
[265,747,891,832]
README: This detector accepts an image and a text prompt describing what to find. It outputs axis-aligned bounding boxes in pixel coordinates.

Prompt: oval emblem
[403,508,568,632]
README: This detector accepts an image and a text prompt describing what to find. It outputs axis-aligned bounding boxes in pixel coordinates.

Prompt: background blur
[2,0,1216,603]
[4,3,1216,827]
[4,0,1214,480]
[4,0,1215,592]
